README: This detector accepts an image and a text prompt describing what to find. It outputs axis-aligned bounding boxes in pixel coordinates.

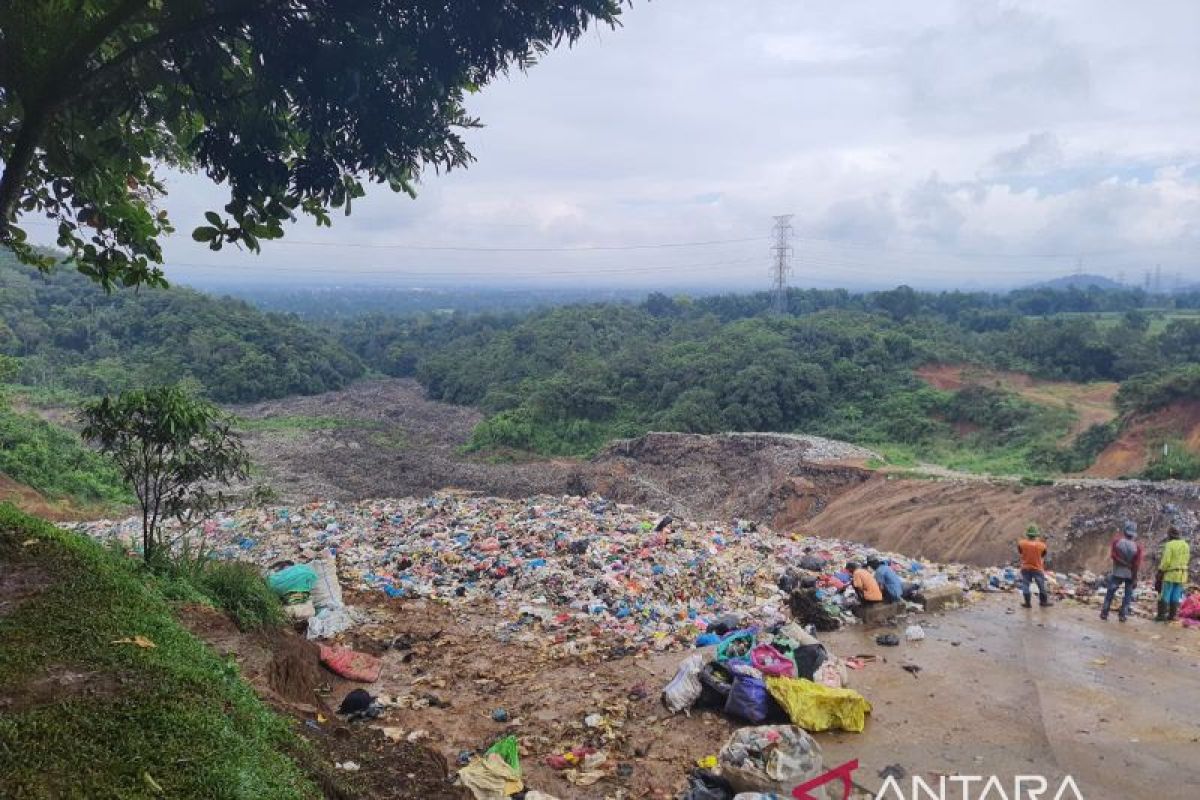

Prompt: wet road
[818,594,1200,800]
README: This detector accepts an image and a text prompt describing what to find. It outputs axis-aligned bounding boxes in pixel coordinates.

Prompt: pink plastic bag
[320,645,382,682]
[750,644,797,678]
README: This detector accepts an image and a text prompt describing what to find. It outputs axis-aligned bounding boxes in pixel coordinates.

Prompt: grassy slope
[0,504,318,799]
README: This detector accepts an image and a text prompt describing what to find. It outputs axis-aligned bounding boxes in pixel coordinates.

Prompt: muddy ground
[190,590,1200,800]
[232,380,1200,574]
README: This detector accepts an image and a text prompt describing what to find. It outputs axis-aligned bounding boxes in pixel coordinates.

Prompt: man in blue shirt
[868,556,906,603]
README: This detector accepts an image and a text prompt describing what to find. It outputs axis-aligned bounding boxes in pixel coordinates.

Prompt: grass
[0,504,319,799]
[0,404,132,505]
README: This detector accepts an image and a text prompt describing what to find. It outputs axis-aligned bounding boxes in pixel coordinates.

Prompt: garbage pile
[72,493,984,655]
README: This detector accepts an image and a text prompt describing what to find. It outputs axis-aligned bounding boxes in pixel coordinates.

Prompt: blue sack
[724,666,769,723]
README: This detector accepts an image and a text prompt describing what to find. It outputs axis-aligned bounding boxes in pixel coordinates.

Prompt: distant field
[1049,310,1200,335]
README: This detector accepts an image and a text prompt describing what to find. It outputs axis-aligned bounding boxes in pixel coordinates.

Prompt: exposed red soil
[176,603,463,799]
[1087,399,1200,478]
[916,363,1119,440]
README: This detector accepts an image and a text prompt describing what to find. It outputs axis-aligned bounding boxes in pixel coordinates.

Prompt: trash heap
[72,493,979,655]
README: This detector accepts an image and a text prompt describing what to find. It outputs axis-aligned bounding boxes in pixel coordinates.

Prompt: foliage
[1,0,625,287]
[1029,421,1120,474]
[0,404,130,503]
[335,283,1200,475]
[1140,442,1200,481]
[80,385,250,563]
[1,251,364,401]
[1116,365,1200,414]
[189,561,284,632]
[0,504,318,798]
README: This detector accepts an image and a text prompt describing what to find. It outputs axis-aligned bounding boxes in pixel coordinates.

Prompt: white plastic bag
[719,725,826,798]
[309,551,345,611]
[662,653,705,713]
[905,624,926,641]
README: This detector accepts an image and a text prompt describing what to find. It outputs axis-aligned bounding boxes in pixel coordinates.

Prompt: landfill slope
[810,475,1200,573]
[226,379,1200,574]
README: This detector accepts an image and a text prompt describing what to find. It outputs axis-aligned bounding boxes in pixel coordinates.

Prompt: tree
[0,1,625,288]
[80,384,249,563]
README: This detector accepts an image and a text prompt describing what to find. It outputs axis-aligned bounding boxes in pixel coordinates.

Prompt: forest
[336,285,1200,475]
[5,245,1200,481]
[0,252,364,402]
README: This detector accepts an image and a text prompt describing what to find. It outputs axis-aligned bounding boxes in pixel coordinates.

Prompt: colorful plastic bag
[319,645,382,683]
[715,628,756,664]
[750,644,796,678]
[765,676,872,733]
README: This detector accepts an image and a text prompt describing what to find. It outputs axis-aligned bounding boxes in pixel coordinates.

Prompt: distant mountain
[1028,274,1124,291]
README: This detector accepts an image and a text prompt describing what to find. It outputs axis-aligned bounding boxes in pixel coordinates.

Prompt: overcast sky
[96,1,1200,290]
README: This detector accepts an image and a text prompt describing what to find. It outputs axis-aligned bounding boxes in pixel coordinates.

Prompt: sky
[70,1,1200,290]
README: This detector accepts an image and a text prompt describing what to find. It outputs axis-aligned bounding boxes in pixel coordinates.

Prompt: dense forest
[4,246,1200,481]
[0,253,364,402]
[335,285,1200,475]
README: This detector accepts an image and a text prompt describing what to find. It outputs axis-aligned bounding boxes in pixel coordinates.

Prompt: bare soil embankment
[1087,399,1200,478]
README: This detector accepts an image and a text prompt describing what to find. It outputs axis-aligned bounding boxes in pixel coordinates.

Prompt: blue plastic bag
[724,665,769,723]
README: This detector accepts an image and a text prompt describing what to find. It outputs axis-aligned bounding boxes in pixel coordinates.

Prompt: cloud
[991,132,1065,174]
[27,0,1200,290]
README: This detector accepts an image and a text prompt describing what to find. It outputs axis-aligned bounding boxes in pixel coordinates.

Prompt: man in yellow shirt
[1156,526,1191,622]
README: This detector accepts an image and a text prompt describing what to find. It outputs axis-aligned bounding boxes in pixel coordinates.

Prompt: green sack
[714,629,756,663]
[267,564,317,597]
[485,735,521,775]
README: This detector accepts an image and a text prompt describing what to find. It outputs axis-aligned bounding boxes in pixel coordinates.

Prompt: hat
[1025,524,1040,538]
[1122,520,1137,538]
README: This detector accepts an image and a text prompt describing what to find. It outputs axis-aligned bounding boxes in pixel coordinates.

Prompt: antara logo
[789,761,1087,800]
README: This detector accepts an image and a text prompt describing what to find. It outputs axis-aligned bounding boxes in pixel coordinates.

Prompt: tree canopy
[0,0,624,288]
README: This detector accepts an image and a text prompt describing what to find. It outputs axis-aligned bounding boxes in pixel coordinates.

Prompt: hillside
[0,253,364,402]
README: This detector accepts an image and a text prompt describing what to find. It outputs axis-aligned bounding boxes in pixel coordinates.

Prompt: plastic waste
[904,624,926,641]
[765,676,872,733]
[724,664,770,723]
[662,652,705,713]
[750,644,797,678]
[309,551,344,610]
[719,725,825,796]
[715,629,757,664]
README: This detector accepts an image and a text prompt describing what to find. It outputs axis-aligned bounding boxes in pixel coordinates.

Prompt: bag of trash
[792,643,828,681]
[698,661,734,709]
[765,676,872,733]
[307,606,355,640]
[682,769,735,800]
[662,653,705,713]
[750,644,797,678]
[486,735,521,774]
[309,551,345,610]
[718,725,825,797]
[319,645,383,683]
[715,629,757,664]
[267,564,318,598]
[283,600,315,621]
[724,665,769,723]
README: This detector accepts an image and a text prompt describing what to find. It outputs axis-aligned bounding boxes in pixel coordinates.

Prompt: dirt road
[258,592,1198,800]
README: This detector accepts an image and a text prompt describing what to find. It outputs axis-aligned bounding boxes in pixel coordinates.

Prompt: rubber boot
[1039,594,1052,608]
[1021,596,1032,609]
[1169,602,1180,622]
[1155,600,1168,622]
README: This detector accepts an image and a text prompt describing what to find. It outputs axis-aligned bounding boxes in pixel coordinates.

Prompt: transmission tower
[770,215,794,314]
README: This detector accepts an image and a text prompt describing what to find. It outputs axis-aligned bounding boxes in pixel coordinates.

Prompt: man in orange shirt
[1017,524,1051,608]
[847,560,883,605]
